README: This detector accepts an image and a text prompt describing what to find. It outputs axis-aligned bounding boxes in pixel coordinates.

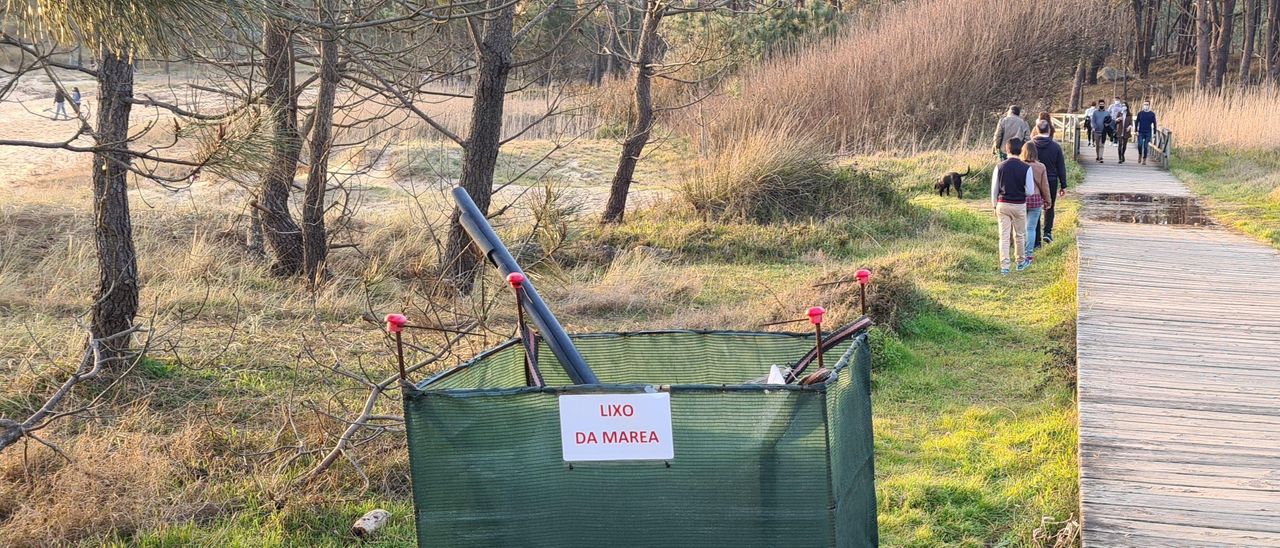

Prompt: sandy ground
[1,68,678,220]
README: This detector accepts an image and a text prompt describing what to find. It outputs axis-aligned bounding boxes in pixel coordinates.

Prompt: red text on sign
[599,404,634,417]
[574,430,661,445]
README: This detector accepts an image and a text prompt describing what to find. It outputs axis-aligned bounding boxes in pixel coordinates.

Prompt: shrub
[863,261,930,333]
[679,119,906,222]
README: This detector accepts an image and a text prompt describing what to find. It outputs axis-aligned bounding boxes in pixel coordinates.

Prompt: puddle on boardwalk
[1082,193,1214,226]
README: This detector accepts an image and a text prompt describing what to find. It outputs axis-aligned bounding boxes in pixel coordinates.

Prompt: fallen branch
[0,325,144,454]
[289,322,473,488]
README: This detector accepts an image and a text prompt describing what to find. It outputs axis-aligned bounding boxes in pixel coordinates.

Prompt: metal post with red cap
[507,272,545,387]
[855,268,871,316]
[386,313,408,383]
[808,306,826,372]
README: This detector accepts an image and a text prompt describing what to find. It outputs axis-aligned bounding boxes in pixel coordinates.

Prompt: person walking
[991,138,1034,274]
[1136,100,1158,165]
[1031,120,1067,244]
[1020,139,1053,265]
[53,88,67,120]
[70,87,82,118]
[1037,111,1055,139]
[1089,99,1109,163]
[1084,103,1097,143]
[1115,103,1132,164]
[1108,96,1126,143]
[992,105,1030,160]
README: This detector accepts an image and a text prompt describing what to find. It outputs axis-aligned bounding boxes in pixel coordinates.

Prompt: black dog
[935,167,971,198]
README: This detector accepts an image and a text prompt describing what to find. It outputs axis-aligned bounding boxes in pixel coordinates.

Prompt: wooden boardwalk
[1076,142,1280,546]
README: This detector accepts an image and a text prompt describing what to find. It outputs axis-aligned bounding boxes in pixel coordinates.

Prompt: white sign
[558,393,675,462]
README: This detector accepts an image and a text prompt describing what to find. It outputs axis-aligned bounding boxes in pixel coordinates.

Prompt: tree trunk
[1133,0,1154,78]
[260,13,305,276]
[1197,0,1213,87]
[1087,49,1106,84]
[1070,58,1087,112]
[1267,0,1280,82]
[439,0,515,294]
[601,2,663,225]
[1178,0,1197,64]
[302,0,339,283]
[92,51,139,364]
[1211,0,1238,88]
[1240,0,1261,86]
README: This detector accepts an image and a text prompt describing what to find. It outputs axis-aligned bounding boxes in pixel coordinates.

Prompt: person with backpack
[991,138,1035,274]
[70,87,82,117]
[1031,120,1067,244]
[1136,100,1158,165]
[992,105,1030,160]
[1089,99,1109,163]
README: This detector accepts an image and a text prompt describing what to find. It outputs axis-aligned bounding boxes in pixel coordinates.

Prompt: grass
[0,142,1079,546]
[859,154,1081,546]
[694,0,1112,154]
[588,150,1082,545]
[1161,87,1280,150]
[1172,148,1280,249]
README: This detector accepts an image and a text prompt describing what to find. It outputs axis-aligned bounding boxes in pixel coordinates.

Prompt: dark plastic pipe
[452,187,599,384]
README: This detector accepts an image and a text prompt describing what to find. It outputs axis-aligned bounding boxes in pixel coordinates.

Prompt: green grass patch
[1172,148,1280,249]
[103,501,418,548]
[587,149,1080,545]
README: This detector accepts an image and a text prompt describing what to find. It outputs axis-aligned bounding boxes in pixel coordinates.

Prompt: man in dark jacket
[53,88,67,120]
[1135,100,1158,165]
[1031,120,1067,245]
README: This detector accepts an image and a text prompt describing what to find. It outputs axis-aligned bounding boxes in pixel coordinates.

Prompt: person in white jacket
[1083,104,1097,142]
[1108,97,1127,143]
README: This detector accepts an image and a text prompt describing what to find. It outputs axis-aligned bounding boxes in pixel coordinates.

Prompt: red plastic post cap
[385,313,407,333]
[807,306,826,325]
[506,272,526,288]
[855,269,872,285]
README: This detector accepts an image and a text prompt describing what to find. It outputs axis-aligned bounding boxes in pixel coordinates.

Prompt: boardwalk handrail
[1149,128,1173,169]
[1049,113,1082,160]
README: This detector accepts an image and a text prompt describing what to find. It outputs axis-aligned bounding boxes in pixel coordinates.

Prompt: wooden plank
[1076,141,1280,546]
[1082,402,1280,429]
[1085,516,1280,547]
[1082,461,1280,491]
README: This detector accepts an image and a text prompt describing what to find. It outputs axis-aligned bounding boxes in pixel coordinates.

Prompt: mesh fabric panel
[405,331,877,547]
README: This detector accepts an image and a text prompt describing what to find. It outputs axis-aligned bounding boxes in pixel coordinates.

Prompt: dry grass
[678,115,914,222]
[0,412,217,546]
[679,118,841,220]
[1161,86,1280,150]
[695,0,1111,154]
[560,248,701,316]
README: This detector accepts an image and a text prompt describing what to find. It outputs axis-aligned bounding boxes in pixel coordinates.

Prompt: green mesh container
[403,330,877,547]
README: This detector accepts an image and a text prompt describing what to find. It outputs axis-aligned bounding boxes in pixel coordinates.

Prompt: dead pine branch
[288,322,475,488]
[0,325,145,454]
